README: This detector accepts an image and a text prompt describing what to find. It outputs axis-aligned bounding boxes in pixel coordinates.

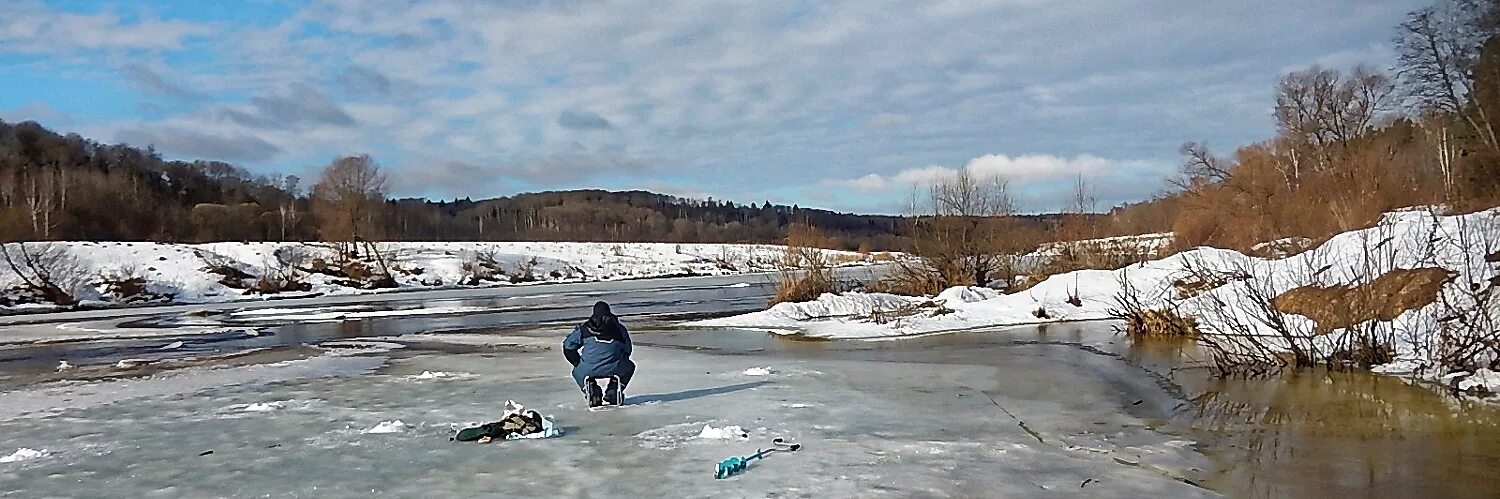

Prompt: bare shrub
[1176,254,1314,376]
[1109,269,1199,338]
[1,243,84,305]
[460,248,505,285]
[509,256,539,283]
[771,223,839,306]
[251,246,312,294]
[714,246,743,271]
[97,264,165,303]
[1426,211,1500,372]
[869,299,952,326]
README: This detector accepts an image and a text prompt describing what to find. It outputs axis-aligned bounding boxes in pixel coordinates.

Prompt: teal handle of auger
[714,439,800,479]
[715,455,755,479]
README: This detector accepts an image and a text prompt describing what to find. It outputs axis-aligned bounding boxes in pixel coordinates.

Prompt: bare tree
[1396,0,1500,152]
[897,168,1020,292]
[1177,142,1232,185]
[1274,65,1395,167]
[312,155,387,257]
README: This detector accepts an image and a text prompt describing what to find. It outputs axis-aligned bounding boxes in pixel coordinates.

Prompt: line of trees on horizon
[1,119,1095,251]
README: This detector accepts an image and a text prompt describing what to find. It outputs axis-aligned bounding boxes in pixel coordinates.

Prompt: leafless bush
[509,255,539,283]
[199,251,254,289]
[1176,254,1313,376]
[869,299,952,327]
[714,245,743,271]
[252,246,312,294]
[98,263,153,302]
[2,242,85,305]
[460,248,505,285]
[1180,211,1466,376]
[1109,268,1198,338]
[771,223,839,306]
[1427,211,1500,372]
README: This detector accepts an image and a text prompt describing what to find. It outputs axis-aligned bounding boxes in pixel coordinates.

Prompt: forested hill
[384,191,911,249]
[0,119,1066,250]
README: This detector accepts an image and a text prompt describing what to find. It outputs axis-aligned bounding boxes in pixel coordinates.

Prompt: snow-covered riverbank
[697,208,1500,395]
[0,241,880,314]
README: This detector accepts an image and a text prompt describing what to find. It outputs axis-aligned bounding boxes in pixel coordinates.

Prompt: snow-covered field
[0,241,876,313]
[697,208,1500,394]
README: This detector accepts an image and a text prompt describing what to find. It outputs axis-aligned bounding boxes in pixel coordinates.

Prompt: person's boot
[605,377,624,406]
[586,381,604,408]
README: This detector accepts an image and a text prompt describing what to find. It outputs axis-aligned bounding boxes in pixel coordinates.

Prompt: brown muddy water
[639,323,1500,498]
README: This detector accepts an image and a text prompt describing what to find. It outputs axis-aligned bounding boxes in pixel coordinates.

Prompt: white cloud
[0,1,211,54]
[834,154,1114,193]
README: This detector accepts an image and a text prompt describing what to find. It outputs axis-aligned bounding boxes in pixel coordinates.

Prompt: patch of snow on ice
[742,367,773,376]
[365,420,409,434]
[1,448,47,463]
[407,371,474,380]
[697,424,749,440]
[240,401,285,412]
[160,341,185,350]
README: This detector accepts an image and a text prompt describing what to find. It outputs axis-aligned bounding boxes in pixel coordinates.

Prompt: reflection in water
[1184,367,1500,498]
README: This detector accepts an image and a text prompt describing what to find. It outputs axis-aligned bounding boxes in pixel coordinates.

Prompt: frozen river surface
[0,333,1213,498]
[3,273,1498,498]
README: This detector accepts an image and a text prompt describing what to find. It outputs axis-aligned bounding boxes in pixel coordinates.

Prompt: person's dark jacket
[563,302,633,378]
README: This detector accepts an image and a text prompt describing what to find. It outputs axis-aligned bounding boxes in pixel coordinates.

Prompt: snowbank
[0,241,875,313]
[698,208,1500,379]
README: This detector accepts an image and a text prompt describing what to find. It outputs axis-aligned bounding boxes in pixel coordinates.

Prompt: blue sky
[0,0,1428,213]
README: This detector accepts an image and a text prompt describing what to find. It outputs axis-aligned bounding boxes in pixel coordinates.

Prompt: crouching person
[563,301,636,408]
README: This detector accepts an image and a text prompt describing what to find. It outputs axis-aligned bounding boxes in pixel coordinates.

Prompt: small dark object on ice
[1131,400,1143,406]
[453,409,545,442]
[198,450,213,456]
[1081,478,1095,488]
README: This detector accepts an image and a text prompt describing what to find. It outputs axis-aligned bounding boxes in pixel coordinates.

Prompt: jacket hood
[585,301,621,340]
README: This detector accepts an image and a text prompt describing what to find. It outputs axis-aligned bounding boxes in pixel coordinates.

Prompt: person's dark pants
[573,361,635,401]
